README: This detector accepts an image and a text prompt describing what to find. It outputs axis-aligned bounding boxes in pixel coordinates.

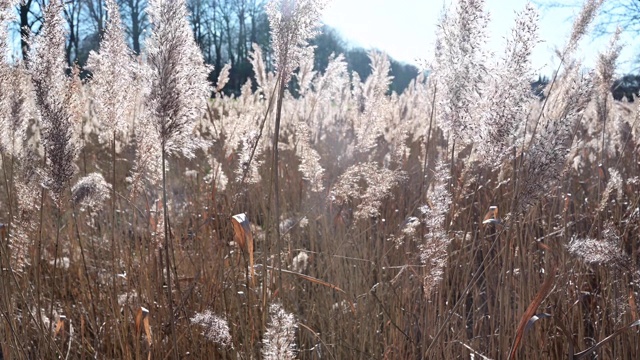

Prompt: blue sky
[322,0,637,76]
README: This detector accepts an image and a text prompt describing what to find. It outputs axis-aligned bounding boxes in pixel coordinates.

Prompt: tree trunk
[19,0,32,62]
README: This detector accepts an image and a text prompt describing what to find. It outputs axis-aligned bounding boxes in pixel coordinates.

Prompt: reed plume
[28,1,78,204]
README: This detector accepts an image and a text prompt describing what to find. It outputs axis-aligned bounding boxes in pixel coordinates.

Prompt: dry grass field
[1,0,640,359]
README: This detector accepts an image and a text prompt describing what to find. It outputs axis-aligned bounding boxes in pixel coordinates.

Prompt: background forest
[14,0,420,95]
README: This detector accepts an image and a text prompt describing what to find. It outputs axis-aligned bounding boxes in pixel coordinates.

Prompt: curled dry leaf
[53,315,65,338]
[508,266,557,360]
[482,205,502,225]
[231,213,255,284]
[524,313,552,333]
[135,306,152,347]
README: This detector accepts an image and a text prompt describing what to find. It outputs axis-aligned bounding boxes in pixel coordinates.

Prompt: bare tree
[539,0,636,37]
[593,0,640,36]
[84,0,106,35]
[118,0,147,54]
[539,0,638,71]
[220,0,235,67]
[17,0,47,61]
[233,0,247,62]
[62,0,82,65]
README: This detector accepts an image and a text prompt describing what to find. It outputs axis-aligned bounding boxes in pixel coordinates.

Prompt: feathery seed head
[567,0,604,54]
[262,303,297,360]
[146,0,212,158]
[568,225,627,267]
[331,162,405,219]
[190,310,232,346]
[86,0,139,143]
[28,1,79,204]
[71,172,111,210]
[266,0,326,82]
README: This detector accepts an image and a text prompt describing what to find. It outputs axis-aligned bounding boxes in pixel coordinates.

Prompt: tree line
[532,74,640,102]
[15,0,419,94]
[16,1,638,100]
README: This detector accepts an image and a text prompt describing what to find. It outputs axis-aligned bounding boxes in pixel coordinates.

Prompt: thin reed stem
[161,143,178,359]
[272,68,287,293]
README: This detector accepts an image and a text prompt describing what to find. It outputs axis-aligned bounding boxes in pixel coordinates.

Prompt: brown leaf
[508,266,556,360]
[135,307,143,336]
[231,213,255,284]
[135,307,152,346]
[143,309,152,347]
[629,288,638,321]
[149,199,163,234]
[482,205,501,225]
[231,213,250,250]
[54,315,65,338]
